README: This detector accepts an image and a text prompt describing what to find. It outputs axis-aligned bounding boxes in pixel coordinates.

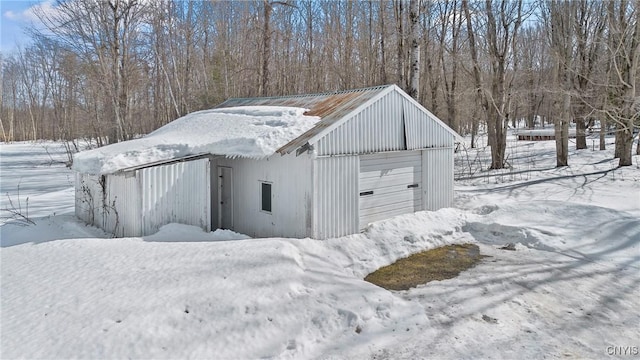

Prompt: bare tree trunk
[600,118,607,150]
[554,89,570,167]
[471,102,479,148]
[407,0,420,99]
[379,1,388,84]
[463,0,523,169]
[548,0,575,167]
[395,0,405,88]
[260,0,272,97]
[575,115,587,149]
[108,1,127,143]
[572,1,605,150]
[462,0,486,150]
[441,0,462,133]
[606,0,639,166]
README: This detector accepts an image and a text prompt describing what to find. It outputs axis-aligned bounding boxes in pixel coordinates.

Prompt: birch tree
[408,0,420,99]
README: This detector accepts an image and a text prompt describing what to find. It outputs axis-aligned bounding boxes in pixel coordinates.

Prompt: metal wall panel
[105,173,141,237]
[315,90,455,156]
[214,153,313,238]
[316,94,404,156]
[75,172,142,237]
[140,158,210,236]
[403,97,455,149]
[422,147,454,211]
[313,155,359,239]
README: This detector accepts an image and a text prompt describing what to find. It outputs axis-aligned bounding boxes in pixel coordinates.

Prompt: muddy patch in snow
[364,244,487,291]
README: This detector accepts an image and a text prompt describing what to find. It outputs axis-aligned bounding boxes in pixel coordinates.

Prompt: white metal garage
[75,84,460,239]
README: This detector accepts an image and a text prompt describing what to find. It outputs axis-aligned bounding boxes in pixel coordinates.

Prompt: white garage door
[359,151,422,230]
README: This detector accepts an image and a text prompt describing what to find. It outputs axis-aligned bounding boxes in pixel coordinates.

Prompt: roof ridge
[221,84,394,103]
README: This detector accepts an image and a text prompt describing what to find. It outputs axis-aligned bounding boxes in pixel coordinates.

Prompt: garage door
[359,151,422,230]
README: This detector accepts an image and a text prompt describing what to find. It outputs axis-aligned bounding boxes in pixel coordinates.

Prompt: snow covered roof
[73,106,320,174]
[217,85,390,154]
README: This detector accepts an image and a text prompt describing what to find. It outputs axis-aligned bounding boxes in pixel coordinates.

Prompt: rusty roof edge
[275,86,397,155]
[302,85,397,147]
[275,127,316,155]
[216,84,394,108]
[277,84,462,154]
[275,86,396,155]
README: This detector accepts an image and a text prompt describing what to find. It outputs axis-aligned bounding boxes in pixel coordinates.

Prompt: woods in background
[1,0,638,167]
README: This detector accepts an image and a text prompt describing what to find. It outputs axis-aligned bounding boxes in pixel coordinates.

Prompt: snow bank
[72,106,320,174]
[144,223,251,242]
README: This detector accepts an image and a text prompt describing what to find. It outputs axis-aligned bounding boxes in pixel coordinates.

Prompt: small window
[261,182,272,213]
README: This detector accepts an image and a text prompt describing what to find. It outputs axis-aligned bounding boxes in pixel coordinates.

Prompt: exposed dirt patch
[364,243,487,291]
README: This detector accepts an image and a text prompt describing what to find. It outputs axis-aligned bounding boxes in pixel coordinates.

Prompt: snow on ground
[73,106,320,174]
[1,134,639,359]
[454,137,640,217]
[0,142,76,221]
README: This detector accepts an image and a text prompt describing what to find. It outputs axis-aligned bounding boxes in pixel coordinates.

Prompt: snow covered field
[1,136,639,359]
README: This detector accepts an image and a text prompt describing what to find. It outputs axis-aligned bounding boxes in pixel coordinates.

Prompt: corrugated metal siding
[313,156,359,239]
[403,97,455,149]
[140,158,210,235]
[316,95,404,155]
[105,174,141,237]
[422,148,454,210]
[358,151,423,230]
[75,172,142,237]
[315,90,456,156]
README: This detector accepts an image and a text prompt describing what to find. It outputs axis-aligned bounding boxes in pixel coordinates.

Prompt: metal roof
[216,85,393,155]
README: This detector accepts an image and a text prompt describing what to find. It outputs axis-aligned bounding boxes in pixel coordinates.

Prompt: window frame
[260,181,273,214]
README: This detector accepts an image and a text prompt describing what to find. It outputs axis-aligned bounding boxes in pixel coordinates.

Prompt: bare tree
[564,0,606,150]
[517,25,548,130]
[463,0,526,169]
[547,0,575,167]
[394,0,406,88]
[259,1,295,96]
[0,55,18,142]
[35,0,148,144]
[439,0,464,133]
[604,0,639,166]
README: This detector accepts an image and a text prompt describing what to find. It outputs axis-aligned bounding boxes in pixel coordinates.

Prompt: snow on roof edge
[73,106,320,175]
